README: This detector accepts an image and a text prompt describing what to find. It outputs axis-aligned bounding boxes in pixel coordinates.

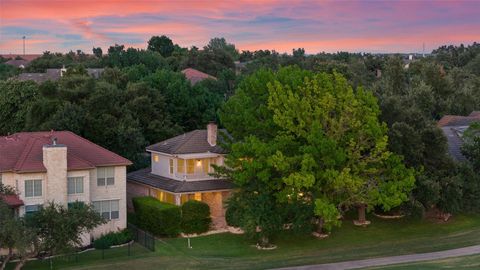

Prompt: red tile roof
[181,68,217,85]
[0,194,24,208]
[438,114,480,127]
[0,131,131,173]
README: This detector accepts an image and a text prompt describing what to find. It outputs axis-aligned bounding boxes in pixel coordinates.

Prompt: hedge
[225,203,242,227]
[132,196,181,237]
[181,200,211,234]
[93,229,133,249]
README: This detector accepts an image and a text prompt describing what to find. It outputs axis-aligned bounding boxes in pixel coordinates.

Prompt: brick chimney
[43,137,68,205]
[207,122,217,146]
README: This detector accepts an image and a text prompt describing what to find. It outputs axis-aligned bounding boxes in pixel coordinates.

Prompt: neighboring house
[181,68,217,85]
[438,111,480,162]
[5,59,29,69]
[16,67,104,83]
[0,131,131,245]
[127,123,234,228]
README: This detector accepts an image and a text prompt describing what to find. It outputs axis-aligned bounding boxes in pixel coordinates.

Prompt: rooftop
[181,68,217,85]
[147,129,227,155]
[127,168,234,193]
[0,131,131,173]
[438,112,480,162]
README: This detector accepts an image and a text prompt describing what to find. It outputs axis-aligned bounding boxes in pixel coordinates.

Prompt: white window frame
[25,179,42,198]
[25,204,42,216]
[93,200,119,220]
[97,167,115,186]
[169,159,174,175]
[67,177,84,195]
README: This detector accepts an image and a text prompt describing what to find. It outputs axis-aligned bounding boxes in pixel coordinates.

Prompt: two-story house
[127,123,234,228]
[0,131,131,245]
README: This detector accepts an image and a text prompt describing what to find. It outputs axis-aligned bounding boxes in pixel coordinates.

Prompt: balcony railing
[175,172,213,180]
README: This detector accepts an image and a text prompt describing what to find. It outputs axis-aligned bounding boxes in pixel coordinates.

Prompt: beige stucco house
[0,131,131,245]
[127,123,234,228]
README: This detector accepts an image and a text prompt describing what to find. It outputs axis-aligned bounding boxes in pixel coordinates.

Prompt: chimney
[207,122,217,146]
[60,65,67,77]
[43,137,68,205]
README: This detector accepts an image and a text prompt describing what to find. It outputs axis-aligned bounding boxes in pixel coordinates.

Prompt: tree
[92,47,103,58]
[13,202,105,269]
[147,35,175,57]
[219,67,415,246]
[205,37,239,60]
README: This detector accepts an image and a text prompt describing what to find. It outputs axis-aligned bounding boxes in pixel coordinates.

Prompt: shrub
[132,196,181,237]
[225,199,242,227]
[93,229,133,249]
[181,200,211,234]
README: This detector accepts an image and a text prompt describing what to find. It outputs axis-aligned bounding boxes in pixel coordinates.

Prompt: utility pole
[422,42,425,58]
[22,36,26,56]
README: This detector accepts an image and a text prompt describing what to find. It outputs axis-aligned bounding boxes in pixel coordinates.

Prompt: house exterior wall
[0,165,127,245]
[126,181,150,211]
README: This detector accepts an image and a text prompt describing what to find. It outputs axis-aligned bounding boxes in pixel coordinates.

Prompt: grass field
[11,214,480,270]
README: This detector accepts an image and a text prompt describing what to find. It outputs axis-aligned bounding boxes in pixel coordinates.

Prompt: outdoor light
[196,159,202,167]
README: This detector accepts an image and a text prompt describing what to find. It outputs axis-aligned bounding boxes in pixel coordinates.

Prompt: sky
[0,0,479,55]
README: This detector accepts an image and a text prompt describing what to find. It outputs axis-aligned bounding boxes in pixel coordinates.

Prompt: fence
[128,223,156,251]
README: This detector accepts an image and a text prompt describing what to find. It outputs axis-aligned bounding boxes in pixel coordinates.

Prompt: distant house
[16,67,104,83]
[438,111,480,162]
[4,59,29,69]
[127,123,234,228]
[181,68,217,85]
[1,54,41,62]
[0,131,131,245]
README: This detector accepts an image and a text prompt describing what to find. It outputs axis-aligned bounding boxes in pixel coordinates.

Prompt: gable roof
[181,68,217,85]
[5,59,29,68]
[127,168,234,193]
[0,131,131,173]
[438,112,480,162]
[146,129,227,155]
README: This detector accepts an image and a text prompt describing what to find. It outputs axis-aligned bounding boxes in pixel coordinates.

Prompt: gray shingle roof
[127,168,234,193]
[441,127,468,162]
[16,68,104,83]
[147,129,228,154]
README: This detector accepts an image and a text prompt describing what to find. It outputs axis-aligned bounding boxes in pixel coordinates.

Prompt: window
[25,180,42,197]
[25,204,41,216]
[169,159,174,174]
[187,159,194,174]
[202,159,209,174]
[68,201,85,209]
[153,154,159,162]
[67,177,84,194]
[177,159,184,174]
[93,200,119,220]
[97,167,115,186]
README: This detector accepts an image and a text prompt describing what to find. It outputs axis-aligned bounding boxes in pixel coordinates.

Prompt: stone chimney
[43,137,68,205]
[207,122,217,146]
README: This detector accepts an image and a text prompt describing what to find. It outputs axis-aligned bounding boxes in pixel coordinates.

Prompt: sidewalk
[275,244,480,270]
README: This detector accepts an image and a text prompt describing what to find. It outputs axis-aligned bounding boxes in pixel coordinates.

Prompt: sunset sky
[0,0,479,55]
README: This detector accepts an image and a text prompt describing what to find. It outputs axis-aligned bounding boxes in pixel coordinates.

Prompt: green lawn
[366,254,480,269]
[12,214,480,270]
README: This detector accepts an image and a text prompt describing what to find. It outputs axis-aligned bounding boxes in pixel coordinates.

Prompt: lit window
[194,193,202,201]
[187,159,194,174]
[154,155,159,162]
[67,177,84,194]
[97,167,115,186]
[177,159,185,174]
[169,159,174,174]
[25,180,42,197]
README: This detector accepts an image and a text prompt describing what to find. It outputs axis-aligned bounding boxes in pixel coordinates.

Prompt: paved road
[274,244,480,270]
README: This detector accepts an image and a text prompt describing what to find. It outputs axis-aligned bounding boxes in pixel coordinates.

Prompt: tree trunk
[357,204,366,223]
[316,217,324,234]
[14,258,27,270]
[0,248,13,270]
[258,235,270,248]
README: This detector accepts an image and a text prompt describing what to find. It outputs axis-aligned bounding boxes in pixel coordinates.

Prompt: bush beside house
[181,200,212,234]
[93,229,133,249]
[132,196,181,237]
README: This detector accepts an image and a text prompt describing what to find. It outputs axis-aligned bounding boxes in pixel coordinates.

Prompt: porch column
[174,194,181,206]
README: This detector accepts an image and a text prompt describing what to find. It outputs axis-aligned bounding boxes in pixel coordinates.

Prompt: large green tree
[219,67,415,246]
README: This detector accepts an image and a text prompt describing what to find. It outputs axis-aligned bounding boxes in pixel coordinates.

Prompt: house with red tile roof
[0,131,131,245]
[127,123,234,228]
[181,68,217,85]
